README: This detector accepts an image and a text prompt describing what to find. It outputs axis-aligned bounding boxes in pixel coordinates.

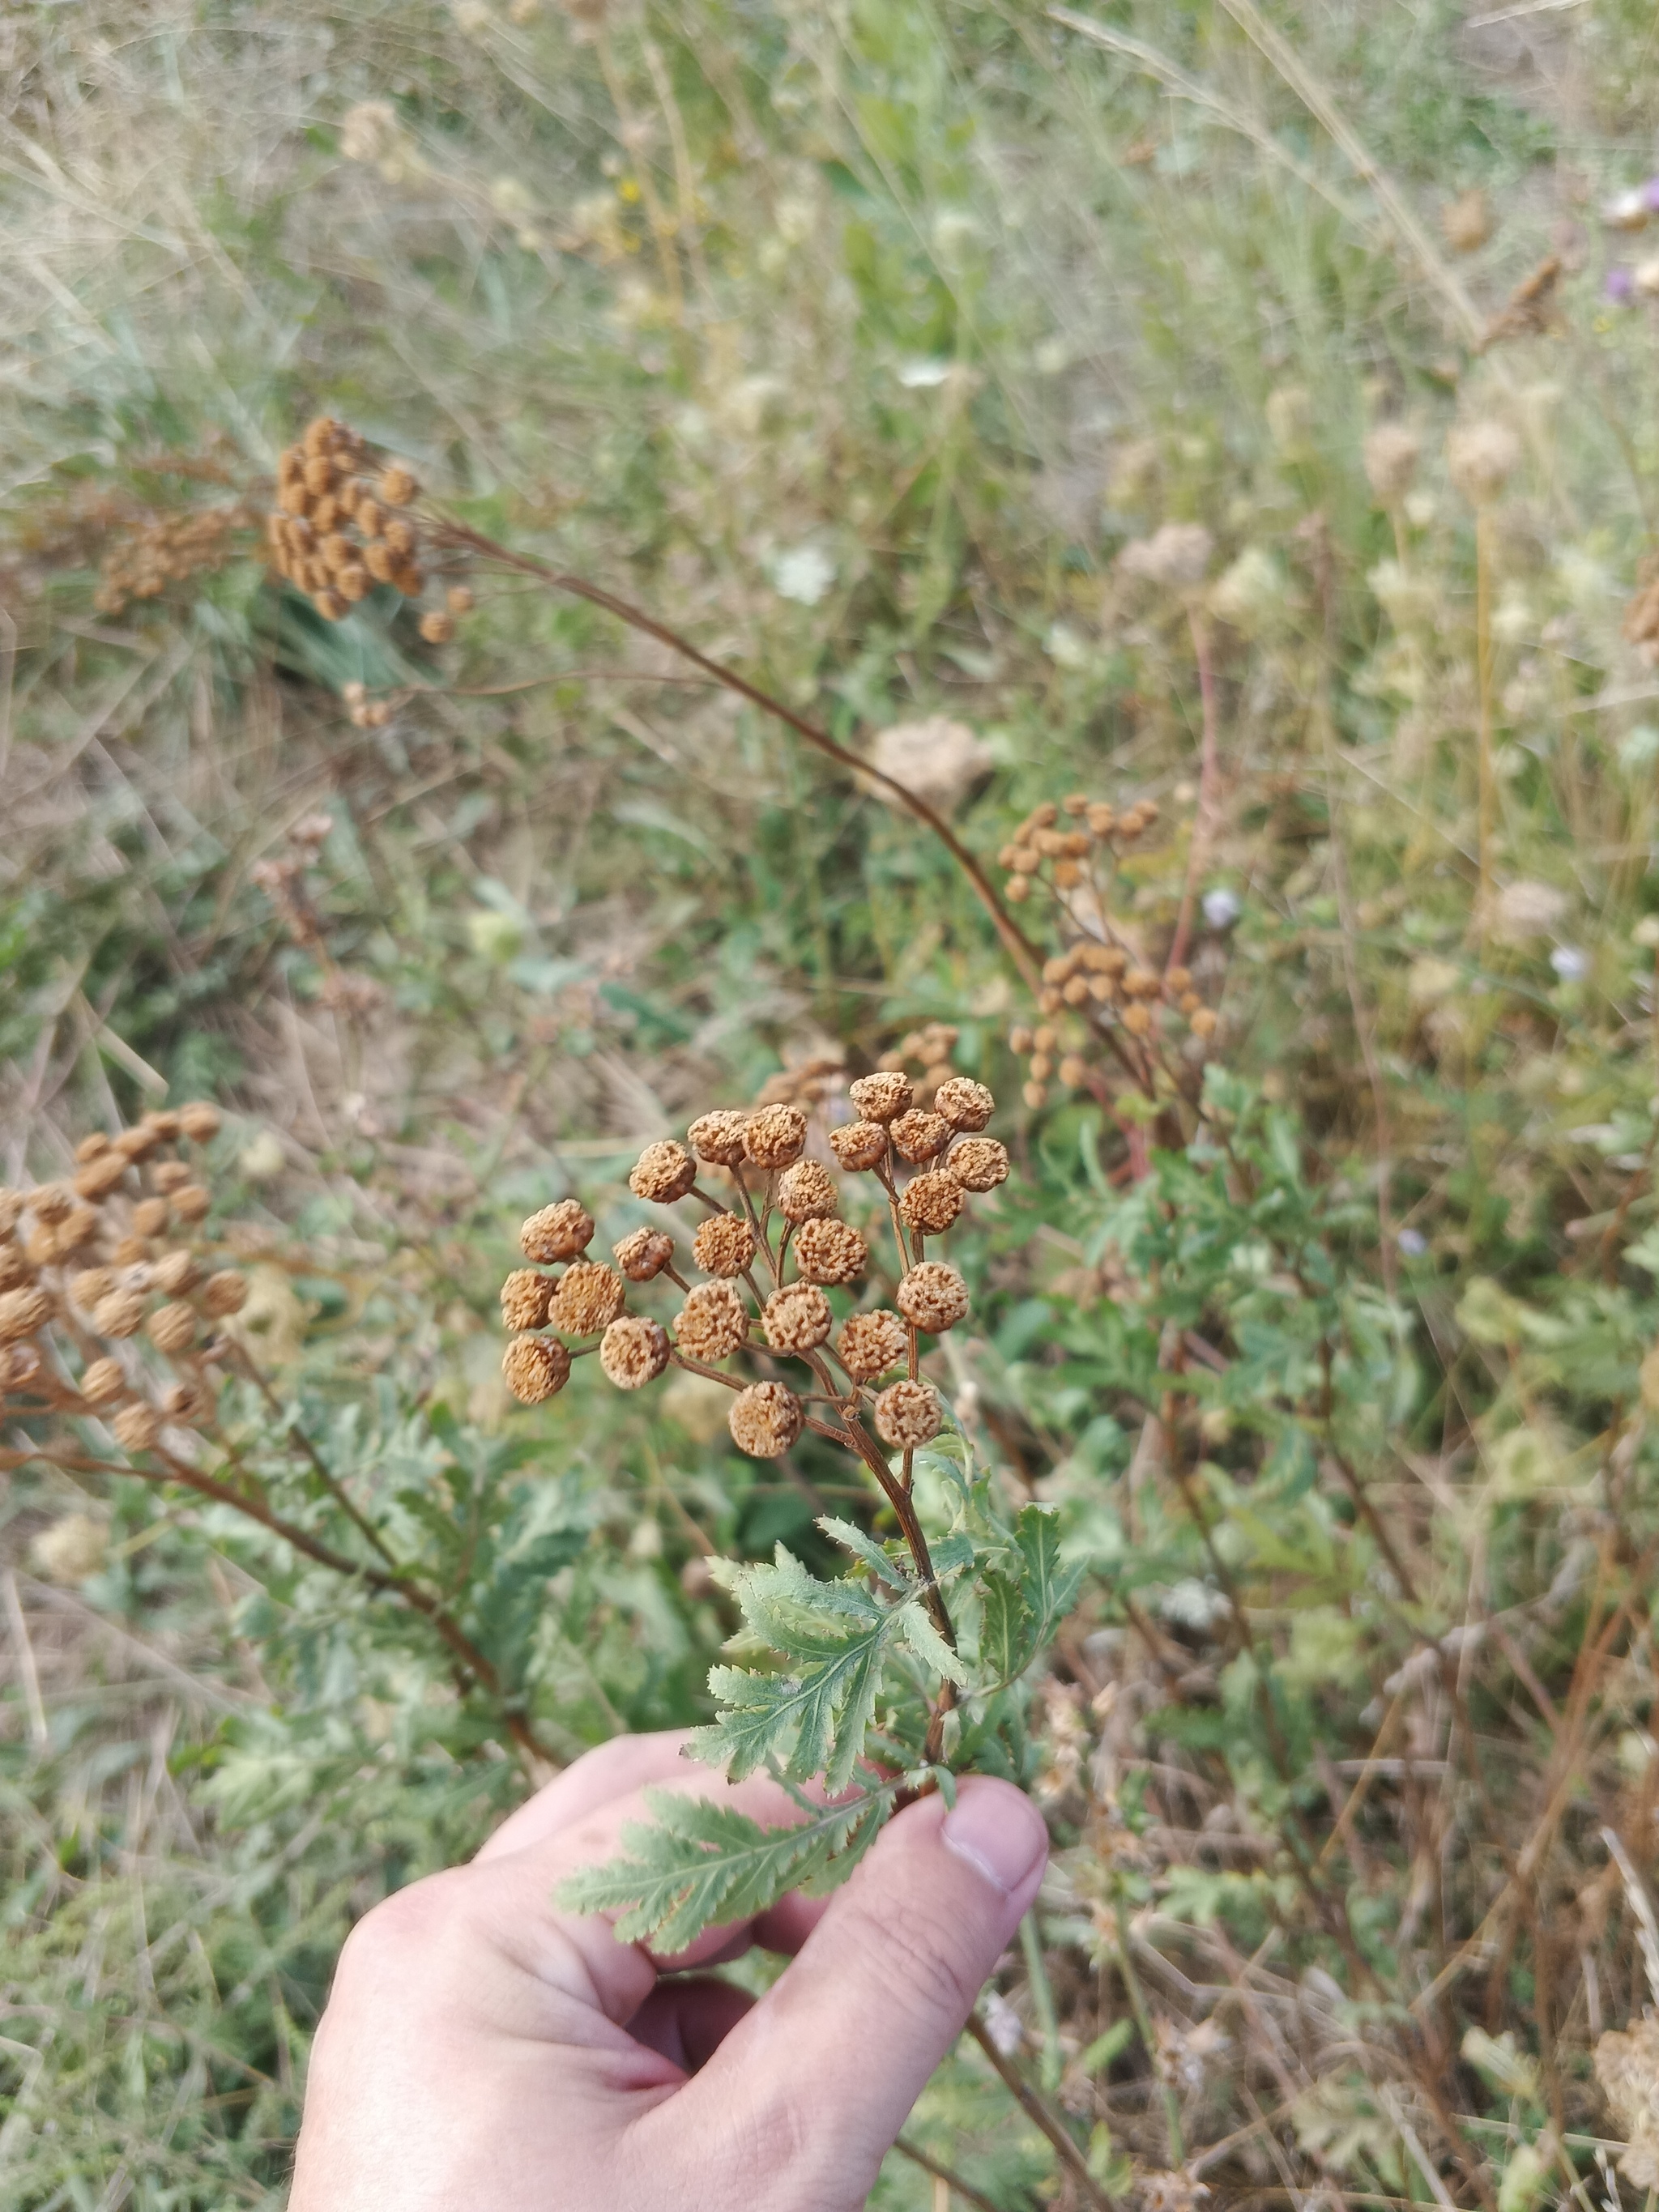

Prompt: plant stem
[1474,504,1495,948]
[1165,603,1222,977]
[1020,1908,1064,2091]
[1115,1897,1186,2165]
[964,2011,1119,2212]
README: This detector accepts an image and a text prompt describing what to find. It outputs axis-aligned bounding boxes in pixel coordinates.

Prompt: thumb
[666,1778,1047,2211]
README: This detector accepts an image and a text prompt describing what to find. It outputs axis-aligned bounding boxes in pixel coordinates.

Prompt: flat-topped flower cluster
[499,1073,1009,1466]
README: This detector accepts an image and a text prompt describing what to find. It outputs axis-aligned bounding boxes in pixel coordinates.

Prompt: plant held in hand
[497,1082,1077,1948]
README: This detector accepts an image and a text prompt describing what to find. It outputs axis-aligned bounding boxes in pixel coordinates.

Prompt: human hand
[289,1729,1048,2211]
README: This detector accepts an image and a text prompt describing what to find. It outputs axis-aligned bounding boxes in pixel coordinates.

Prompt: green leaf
[978,1569,1033,1684]
[1015,1504,1081,1641]
[817,1515,910,1589]
[556,1784,893,1950]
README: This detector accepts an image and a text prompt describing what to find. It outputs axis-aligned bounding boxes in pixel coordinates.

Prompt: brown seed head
[0,1288,51,1343]
[599,1315,670,1389]
[173,1185,211,1223]
[151,1250,198,1297]
[761,1282,833,1355]
[109,1237,148,1268]
[890,1110,951,1166]
[501,1269,552,1332]
[728,1380,804,1459]
[155,1166,193,1199]
[303,416,339,458]
[850,1072,912,1123]
[80,1357,126,1405]
[356,497,383,538]
[384,517,417,558]
[1190,1008,1219,1040]
[365,542,396,583]
[688,1110,751,1166]
[447,585,475,614]
[629,1140,697,1204]
[113,1127,161,1163]
[673,1281,751,1362]
[113,1403,160,1454]
[693,1213,757,1278]
[828,1120,889,1172]
[55,1204,100,1254]
[75,1133,112,1163]
[0,1246,27,1293]
[75,1153,129,1200]
[874,1378,944,1451]
[613,1227,674,1282]
[897,1261,969,1334]
[1123,1004,1153,1037]
[160,1380,211,1425]
[836,1308,907,1381]
[71,1267,115,1310]
[147,1302,196,1354]
[743,1104,807,1171]
[792,1217,868,1286]
[313,590,344,622]
[548,1261,625,1337]
[900,1171,963,1237]
[775,1160,838,1223]
[520,1198,595,1264]
[133,1198,171,1239]
[31,1183,75,1225]
[503,1333,571,1404]
[933,1076,994,1131]
[420,610,454,645]
[380,465,418,507]
[303,456,335,498]
[0,1192,23,1236]
[338,565,370,603]
[25,1225,54,1271]
[181,1101,224,1146]
[204,1270,248,1317]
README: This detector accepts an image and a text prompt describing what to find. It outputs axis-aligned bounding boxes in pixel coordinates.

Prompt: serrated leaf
[695,1609,899,1788]
[928,1530,979,1579]
[897,1597,969,1686]
[1015,1504,1081,1642]
[978,1569,1033,1685]
[817,1515,910,1589]
[556,1784,893,1950]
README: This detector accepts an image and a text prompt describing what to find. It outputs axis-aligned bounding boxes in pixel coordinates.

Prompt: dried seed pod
[896,1261,969,1334]
[0,1246,26,1293]
[384,518,417,558]
[828,1121,889,1172]
[140,1106,182,1138]
[874,1377,943,1450]
[688,1110,751,1166]
[1190,1008,1218,1040]
[173,1185,211,1223]
[112,1127,161,1163]
[850,1072,912,1123]
[151,1250,198,1297]
[503,1333,571,1404]
[313,590,344,622]
[113,1403,160,1454]
[931,1076,994,1135]
[203,1270,248,1317]
[379,464,418,507]
[338,565,370,603]
[133,1197,171,1239]
[836,1308,908,1381]
[419,610,454,645]
[520,1199,595,1264]
[75,1133,110,1162]
[792,1217,868,1286]
[155,1164,194,1197]
[501,1269,552,1332]
[0,1288,51,1342]
[447,585,475,614]
[147,1301,197,1354]
[951,1140,1006,1199]
[0,1192,26,1235]
[1123,1004,1153,1037]
[775,1160,838,1223]
[355,497,383,539]
[614,1227,674,1282]
[693,1213,757,1278]
[899,1172,962,1237]
[25,1225,54,1270]
[599,1315,670,1389]
[160,1379,211,1425]
[365,542,396,584]
[629,1141,697,1204]
[54,1204,100,1254]
[303,416,339,458]
[548,1261,625,1337]
[31,1184,75,1225]
[70,1267,115,1310]
[890,1110,951,1166]
[322,531,353,573]
[80,1357,126,1405]
[303,456,335,497]
[75,1153,129,1200]
[109,1237,148,1268]
[761,1281,833,1355]
[728,1380,804,1459]
[743,1104,807,1171]
[673,1281,751,1362]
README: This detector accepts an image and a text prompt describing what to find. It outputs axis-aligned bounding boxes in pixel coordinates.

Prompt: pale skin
[289,1729,1049,2212]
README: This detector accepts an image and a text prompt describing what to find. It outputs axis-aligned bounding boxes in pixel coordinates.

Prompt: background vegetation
[6,0,1659,2205]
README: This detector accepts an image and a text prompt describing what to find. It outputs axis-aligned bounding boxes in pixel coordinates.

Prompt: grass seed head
[673,1281,751,1362]
[761,1281,832,1354]
[629,1141,697,1204]
[599,1315,670,1388]
[897,1260,969,1333]
[693,1213,757,1277]
[874,1377,943,1450]
[1448,421,1520,505]
[792,1217,868,1285]
[728,1379,803,1458]
[548,1261,625,1336]
[503,1333,571,1404]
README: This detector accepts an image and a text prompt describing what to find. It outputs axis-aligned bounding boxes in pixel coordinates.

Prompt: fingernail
[942,1786,1048,1897]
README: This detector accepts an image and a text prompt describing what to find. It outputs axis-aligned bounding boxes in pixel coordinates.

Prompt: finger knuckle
[335,1868,474,1984]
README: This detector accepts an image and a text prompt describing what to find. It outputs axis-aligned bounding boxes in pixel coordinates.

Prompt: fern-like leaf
[556,1784,893,1950]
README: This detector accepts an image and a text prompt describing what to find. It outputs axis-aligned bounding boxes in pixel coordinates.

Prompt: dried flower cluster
[265,417,473,643]
[996,794,1222,1106]
[868,1021,968,1111]
[498,1082,1008,1484]
[0,1106,248,1453]
[94,498,258,616]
